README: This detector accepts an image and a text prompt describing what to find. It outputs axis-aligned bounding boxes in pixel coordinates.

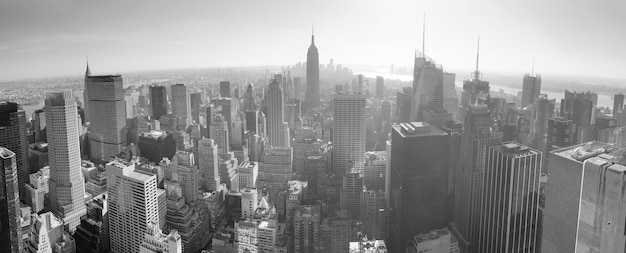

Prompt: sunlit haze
[1,0,625,81]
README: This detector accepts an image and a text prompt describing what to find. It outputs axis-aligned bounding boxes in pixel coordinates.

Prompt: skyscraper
[389,122,449,251]
[376,76,384,98]
[450,104,502,253]
[220,81,231,98]
[190,92,202,124]
[521,74,542,108]
[171,83,192,129]
[198,138,220,192]
[0,148,22,253]
[305,30,320,108]
[479,142,542,253]
[210,114,230,158]
[459,38,489,122]
[341,168,363,220]
[410,53,444,121]
[614,93,624,116]
[546,117,573,153]
[0,102,29,203]
[44,91,87,232]
[85,69,127,162]
[150,85,168,121]
[267,79,289,148]
[293,205,321,253]
[106,160,159,253]
[332,92,366,173]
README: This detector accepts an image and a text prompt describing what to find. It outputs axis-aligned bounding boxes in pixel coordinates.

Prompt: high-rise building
[332,92,366,173]
[74,197,109,253]
[560,90,595,144]
[220,81,231,98]
[163,178,200,253]
[305,31,320,108]
[150,85,168,120]
[349,238,388,253]
[410,54,444,121]
[410,228,459,253]
[396,87,412,123]
[25,167,49,213]
[85,71,127,162]
[267,79,289,148]
[0,148,22,253]
[376,76,384,98]
[106,160,159,253]
[458,42,489,123]
[479,142,542,253]
[0,102,29,203]
[171,84,192,129]
[138,130,176,163]
[521,74,542,108]
[32,108,47,143]
[541,141,617,252]
[363,151,387,192]
[24,212,66,253]
[546,117,573,153]
[140,221,182,253]
[259,146,293,188]
[614,93,624,116]
[237,161,258,190]
[240,188,258,219]
[242,83,258,112]
[44,91,87,232]
[341,168,363,220]
[234,207,278,253]
[389,122,449,251]
[190,92,202,124]
[293,205,320,253]
[361,189,388,240]
[293,77,302,99]
[210,114,230,158]
[198,138,221,192]
[450,104,501,253]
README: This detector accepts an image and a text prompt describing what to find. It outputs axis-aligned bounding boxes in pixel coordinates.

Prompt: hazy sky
[1,0,625,82]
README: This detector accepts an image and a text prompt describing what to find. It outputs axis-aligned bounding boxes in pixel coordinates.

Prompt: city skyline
[1,0,626,82]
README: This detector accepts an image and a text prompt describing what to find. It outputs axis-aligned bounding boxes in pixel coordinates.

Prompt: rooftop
[0,147,15,159]
[392,122,447,138]
[141,130,167,139]
[552,141,614,163]
[414,228,455,243]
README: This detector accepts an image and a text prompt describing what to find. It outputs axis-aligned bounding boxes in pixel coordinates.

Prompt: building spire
[311,24,315,45]
[422,13,426,56]
[473,36,480,80]
[85,56,91,77]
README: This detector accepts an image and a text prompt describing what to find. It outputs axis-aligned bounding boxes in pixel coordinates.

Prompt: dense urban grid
[1,23,625,253]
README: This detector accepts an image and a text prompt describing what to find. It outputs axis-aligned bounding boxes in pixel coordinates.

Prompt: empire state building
[305,31,320,108]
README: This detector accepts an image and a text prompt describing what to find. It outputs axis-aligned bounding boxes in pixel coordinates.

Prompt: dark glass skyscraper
[521,74,542,108]
[410,55,444,121]
[149,85,167,121]
[389,122,449,251]
[0,102,29,203]
[305,31,320,108]
[0,147,22,253]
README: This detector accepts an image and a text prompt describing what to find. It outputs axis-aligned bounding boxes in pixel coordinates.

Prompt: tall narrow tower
[85,67,127,162]
[267,79,289,148]
[0,102,29,203]
[305,28,320,109]
[0,147,23,253]
[171,84,192,129]
[44,91,87,231]
[332,92,366,174]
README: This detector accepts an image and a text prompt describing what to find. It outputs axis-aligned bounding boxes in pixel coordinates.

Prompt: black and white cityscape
[1,1,625,253]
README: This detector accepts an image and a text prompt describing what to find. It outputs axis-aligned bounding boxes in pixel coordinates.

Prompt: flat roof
[392,122,447,138]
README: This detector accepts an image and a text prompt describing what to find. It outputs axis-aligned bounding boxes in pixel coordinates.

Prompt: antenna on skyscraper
[474,36,480,80]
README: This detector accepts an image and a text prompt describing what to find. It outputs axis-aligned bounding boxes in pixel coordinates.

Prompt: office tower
[25,212,66,253]
[389,122,449,250]
[528,95,555,150]
[560,90,595,143]
[85,72,127,162]
[140,221,182,253]
[443,72,459,113]
[204,103,215,137]
[0,148,22,253]
[364,151,386,192]
[293,127,327,175]
[234,207,278,253]
[410,228,459,253]
[173,130,192,151]
[150,85,168,120]
[324,210,353,253]
[341,168,364,220]
[286,180,307,224]
[210,114,230,158]
[138,130,176,163]
[541,141,612,252]
[396,87,412,123]
[75,197,109,253]
[159,114,178,132]
[546,117,573,153]
[293,205,321,253]
[293,77,302,99]
[156,188,166,230]
[521,74,542,108]
[44,91,87,232]
[241,188,258,219]
[450,104,501,253]
[190,92,202,124]
[614,93,624,116]
[106,160,159,253]
[267,79,289,148]
[220,81,231,98]
[219,152,239,191]
[32,109,47,143]
[410,52,445,121]
[211,97,238,127]
[376,76,384,98]
[361,189,388,240]
[574,153,626,252]
[258,146,293,188]
[305,30,320,108]
[171,83,192,129]
[198,138,221,192]
[163,179,200,253]
[25,167,49,213]
[0,102,29,203]
[245,110,259,134]
[161,151,199,204]
[332,92,366,173]
[479,142,542,253]
[237,161,258,189]
[231,113,245,149]
[241,84,258,112]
